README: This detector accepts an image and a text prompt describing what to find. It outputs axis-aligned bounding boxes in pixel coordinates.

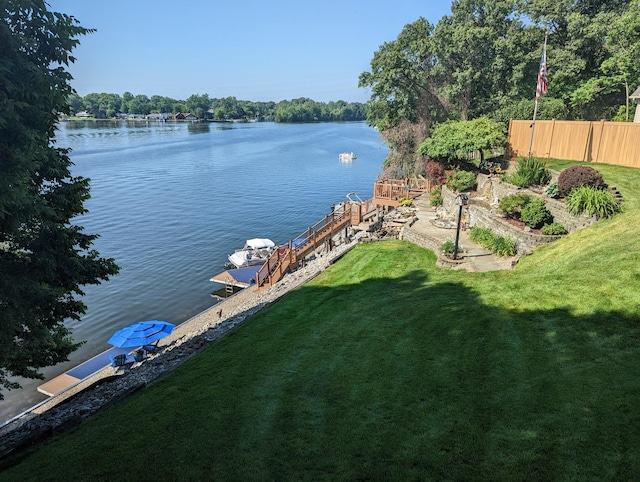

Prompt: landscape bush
[565,185,620,219]
[429,185,443,207]
[398,197,413,207]
[520,198,553,229]
[469,226,517,257]
[545,182,560,198]
[425,160,446,183]
[441,240,456,257]
[541,222,567,235]
[502,157,551,187]
[498,193,533,219]
[446,170,477,192]
[557,165,606,196]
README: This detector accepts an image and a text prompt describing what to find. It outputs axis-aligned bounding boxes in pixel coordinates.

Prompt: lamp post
[453,193,468,260]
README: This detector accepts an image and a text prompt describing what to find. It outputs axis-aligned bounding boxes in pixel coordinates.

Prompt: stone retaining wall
[440,175,598,255]
[476,174,597,232]
[468,205,562,254]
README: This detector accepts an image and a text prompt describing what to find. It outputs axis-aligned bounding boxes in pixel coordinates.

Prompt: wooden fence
[508,119,640,168]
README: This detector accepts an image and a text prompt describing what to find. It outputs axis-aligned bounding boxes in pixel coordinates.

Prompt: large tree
[0,0,119,397]
[358,17,449,130]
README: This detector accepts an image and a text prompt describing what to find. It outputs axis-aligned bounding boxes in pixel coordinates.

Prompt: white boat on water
[339,152,357,162]
[227,238,276,268]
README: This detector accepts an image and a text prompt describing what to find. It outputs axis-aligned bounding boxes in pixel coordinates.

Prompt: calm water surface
[1,120,387,423]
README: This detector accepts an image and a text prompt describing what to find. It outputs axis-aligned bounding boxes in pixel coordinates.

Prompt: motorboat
[226,238,276,268]
[339,152,357,162]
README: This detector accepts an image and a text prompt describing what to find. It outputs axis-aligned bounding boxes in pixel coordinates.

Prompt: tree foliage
[0,0,119,397]
[418,117,506,163]
[66,92,367,123]
[360,0,640,175]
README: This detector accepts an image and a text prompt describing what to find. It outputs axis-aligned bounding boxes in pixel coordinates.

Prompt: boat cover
[245,238,275,250]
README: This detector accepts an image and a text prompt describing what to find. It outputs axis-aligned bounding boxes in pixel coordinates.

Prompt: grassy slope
[3,161,640,481]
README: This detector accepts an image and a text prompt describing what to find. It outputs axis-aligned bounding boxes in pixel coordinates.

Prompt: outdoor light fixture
[453,193,469,260]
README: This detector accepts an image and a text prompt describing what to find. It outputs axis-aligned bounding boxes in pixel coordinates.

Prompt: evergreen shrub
[520,198,553,229]
[446,170,477,192]
[557,165,606,196]
[498,193,533,219]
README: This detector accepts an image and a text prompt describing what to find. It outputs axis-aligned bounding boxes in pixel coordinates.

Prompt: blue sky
[46,0,452,103]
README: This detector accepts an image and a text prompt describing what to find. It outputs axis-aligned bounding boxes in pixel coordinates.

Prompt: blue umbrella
[107,320,175,348]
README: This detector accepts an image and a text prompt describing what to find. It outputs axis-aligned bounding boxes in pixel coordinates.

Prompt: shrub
[520,198,553,229]
[398,197,413,207]
[469,226,517,257]
[429,185,443,207]
[565,185,620,219]
[446,170,477,192]
[541,222,567,235]
[441,240,456,257]
[545,182,560,198]
[557,165,606,196]
[425,160,446,183]
[498,193,533,219]
[493,236,518,257]
[502,157,551,187]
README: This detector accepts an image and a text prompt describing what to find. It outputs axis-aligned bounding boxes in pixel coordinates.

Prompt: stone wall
[441,175,596,255]
[468,205,562,254]
[475,174,597,232]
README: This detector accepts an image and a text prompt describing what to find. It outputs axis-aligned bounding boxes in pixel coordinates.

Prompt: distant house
[146,113,169,121]
[174,112,197,121]
[75,111,92,118]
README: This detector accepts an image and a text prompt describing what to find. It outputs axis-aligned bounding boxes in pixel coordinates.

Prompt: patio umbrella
[107,320,175,348]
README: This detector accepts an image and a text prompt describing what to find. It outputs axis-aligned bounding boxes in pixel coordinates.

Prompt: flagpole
[528,32,548,158]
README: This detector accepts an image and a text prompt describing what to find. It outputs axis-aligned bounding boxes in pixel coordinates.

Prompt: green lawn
[2,161,640,481]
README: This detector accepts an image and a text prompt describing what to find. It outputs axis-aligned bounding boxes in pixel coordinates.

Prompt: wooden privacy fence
[508,119,640,168]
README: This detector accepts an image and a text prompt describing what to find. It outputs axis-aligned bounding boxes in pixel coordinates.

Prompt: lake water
[0,120,387,424]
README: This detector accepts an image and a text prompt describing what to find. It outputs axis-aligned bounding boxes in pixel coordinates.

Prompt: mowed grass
[3,161,640,481]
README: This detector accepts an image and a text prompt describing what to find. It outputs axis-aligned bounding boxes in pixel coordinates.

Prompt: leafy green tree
[122,91,134,113]
[358,17,448,130]
[570,0,640,120]
[97,92,122,117]
[521,0,633,118]
[418,117,506,163]
[127,94,151,115]
[185,93,211,119]
[82,92,100,113]
[67,92,84,115]
[0,0,119,397]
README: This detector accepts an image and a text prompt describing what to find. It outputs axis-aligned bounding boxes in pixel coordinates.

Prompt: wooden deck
[373,178,434,207]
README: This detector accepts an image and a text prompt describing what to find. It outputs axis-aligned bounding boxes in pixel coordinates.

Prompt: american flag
[535,43,547,100]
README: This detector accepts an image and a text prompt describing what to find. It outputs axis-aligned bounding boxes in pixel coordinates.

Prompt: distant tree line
[67,92,367,122]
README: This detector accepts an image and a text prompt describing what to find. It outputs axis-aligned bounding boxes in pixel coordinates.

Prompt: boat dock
[36,346,134,396]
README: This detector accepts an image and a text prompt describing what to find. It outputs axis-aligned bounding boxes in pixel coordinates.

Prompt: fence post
[594,119,605,163]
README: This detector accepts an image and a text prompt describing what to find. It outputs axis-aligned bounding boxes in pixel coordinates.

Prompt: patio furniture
[109,353,134,371]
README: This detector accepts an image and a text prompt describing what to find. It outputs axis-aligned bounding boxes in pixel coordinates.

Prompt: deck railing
[256,200,379,288]
[373,178,433,207]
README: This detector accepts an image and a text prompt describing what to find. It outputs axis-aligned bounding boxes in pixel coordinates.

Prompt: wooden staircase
[256,200,377,289]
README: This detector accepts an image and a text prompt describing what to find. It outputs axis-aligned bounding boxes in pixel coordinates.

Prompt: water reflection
[187,122,210,134]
